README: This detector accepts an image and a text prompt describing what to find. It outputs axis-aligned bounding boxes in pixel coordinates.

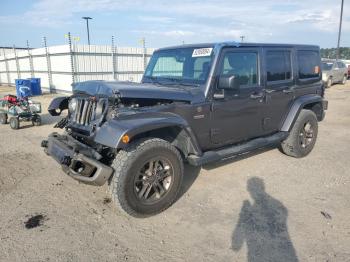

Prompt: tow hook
[60,156,72,166]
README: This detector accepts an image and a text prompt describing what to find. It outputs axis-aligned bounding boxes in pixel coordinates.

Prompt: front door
[209,48,265,147]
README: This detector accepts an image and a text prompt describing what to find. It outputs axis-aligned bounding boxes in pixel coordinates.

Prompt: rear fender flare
[281,94,323,132]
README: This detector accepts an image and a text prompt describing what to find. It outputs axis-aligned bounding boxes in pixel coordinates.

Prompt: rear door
[334,62,343,82]
[261,48,295,133]
[338,62,347,81]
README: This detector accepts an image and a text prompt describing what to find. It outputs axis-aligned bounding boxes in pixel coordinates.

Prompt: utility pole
[141,37,146,70]
[336,0,344,60]
[240,36,245,43]
[111,35,117,80]
[82,17,92,45]
[27,40,34,78]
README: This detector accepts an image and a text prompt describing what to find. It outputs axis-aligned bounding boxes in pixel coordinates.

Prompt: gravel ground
[0,83,349,262]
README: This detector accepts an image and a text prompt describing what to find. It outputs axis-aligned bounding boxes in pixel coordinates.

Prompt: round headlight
[69,98,77,112]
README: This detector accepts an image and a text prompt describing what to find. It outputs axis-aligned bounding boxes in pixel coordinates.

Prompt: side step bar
[187,132,289,166]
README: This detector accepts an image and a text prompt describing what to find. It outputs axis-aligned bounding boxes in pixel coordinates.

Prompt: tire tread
[109,138,183,217]
[280,109,318,158]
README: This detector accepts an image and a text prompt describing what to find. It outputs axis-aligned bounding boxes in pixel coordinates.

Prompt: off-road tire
[32,114,42,126]
[280,109,318,158]
[109,138,184,217]
[0,113,7,124]
[9,117,20,130]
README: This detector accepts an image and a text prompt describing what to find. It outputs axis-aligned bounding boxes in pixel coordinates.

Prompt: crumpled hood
[73,80,204,103]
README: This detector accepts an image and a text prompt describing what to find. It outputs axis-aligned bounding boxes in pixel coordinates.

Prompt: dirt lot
[0,83,349,262]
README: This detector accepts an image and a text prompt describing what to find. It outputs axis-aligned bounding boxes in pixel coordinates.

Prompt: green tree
[321,47,350,59]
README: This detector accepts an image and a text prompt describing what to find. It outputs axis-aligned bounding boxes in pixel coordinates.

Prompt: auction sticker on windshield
[192,48,213,57]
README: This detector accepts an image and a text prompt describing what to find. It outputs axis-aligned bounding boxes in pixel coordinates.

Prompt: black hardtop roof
[157,42,319,51]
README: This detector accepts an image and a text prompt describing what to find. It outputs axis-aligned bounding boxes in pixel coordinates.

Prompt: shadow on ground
[177,164,201,199]
[232,177,298,262]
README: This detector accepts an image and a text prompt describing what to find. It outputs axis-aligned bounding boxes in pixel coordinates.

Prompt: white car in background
[322,60,348,88]
[346,63,350,79]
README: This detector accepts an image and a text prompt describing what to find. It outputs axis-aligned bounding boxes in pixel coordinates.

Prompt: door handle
[250,93,264,99]
[283,88,294,94]
[265,89,275,94]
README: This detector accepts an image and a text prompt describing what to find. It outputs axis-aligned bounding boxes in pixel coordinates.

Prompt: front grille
[72,98,97,126]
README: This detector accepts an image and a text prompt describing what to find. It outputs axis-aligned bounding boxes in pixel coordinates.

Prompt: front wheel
[9,117,20,130]
[279,109,318,158]
[109,138,184,217]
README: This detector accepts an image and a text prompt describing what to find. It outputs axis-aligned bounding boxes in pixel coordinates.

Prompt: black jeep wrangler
[42,42,328,217]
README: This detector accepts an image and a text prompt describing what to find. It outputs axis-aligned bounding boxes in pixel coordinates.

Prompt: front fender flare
[48,96,69,116]
[281,94,324,132]
[94,112,202,154]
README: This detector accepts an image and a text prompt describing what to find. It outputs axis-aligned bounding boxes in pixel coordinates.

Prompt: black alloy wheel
[298,121,315,149]
[134,157,174,204]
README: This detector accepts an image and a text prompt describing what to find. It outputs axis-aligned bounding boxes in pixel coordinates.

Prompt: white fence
[0,44,155,93]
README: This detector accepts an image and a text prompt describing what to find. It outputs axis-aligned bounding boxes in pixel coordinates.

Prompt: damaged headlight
[68,98,77,113]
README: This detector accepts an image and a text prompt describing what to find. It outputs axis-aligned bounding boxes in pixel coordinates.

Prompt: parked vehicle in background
[321,60,348,87]
[42,42,328,217]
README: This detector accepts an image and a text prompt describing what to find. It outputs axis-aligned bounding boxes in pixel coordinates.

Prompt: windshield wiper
[157,77,201,87]
[145,76,165,85]
[145,76,200,88]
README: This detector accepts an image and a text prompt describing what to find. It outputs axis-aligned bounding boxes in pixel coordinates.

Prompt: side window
[220,52,258,86]
[297,51,320,79]
[266,51,292,82]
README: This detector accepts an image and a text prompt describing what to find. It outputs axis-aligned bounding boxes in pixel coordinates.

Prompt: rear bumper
[321,100,328,121]
[42,133,113,186]
[322,100,328,111]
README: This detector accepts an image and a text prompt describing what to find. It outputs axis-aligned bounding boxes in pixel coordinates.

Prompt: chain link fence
[0,34,155,93]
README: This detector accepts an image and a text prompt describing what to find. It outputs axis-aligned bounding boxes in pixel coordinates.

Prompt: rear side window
[298,51,320,79]
[266,51,292,82]
[337,62,346,68]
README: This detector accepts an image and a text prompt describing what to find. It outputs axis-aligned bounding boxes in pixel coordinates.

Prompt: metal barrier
[0,37,155,93]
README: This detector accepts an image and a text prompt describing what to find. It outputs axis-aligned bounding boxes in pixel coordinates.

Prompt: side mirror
[218,75,240,90]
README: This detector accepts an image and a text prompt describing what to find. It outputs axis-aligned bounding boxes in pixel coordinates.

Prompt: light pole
[240,36,245,43]
[336,0,344,60]
[82,17,92,45]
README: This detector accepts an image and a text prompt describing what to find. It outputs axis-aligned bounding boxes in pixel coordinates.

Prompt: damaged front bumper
[41,133,113,186]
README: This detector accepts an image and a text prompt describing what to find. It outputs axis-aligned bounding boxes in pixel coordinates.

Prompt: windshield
[322,62,333,71]
[143,47,214,86]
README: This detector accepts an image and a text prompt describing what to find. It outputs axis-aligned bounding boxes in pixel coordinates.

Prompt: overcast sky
[0,0,349,49]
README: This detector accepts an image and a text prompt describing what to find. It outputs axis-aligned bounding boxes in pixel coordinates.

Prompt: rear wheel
[32,114,42,126]
[280,109,318,158]
[341,75,347,85]
[326,77,332,88]
[0,113,7,124]
[9,117,20,130]
[109,138,184,217]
